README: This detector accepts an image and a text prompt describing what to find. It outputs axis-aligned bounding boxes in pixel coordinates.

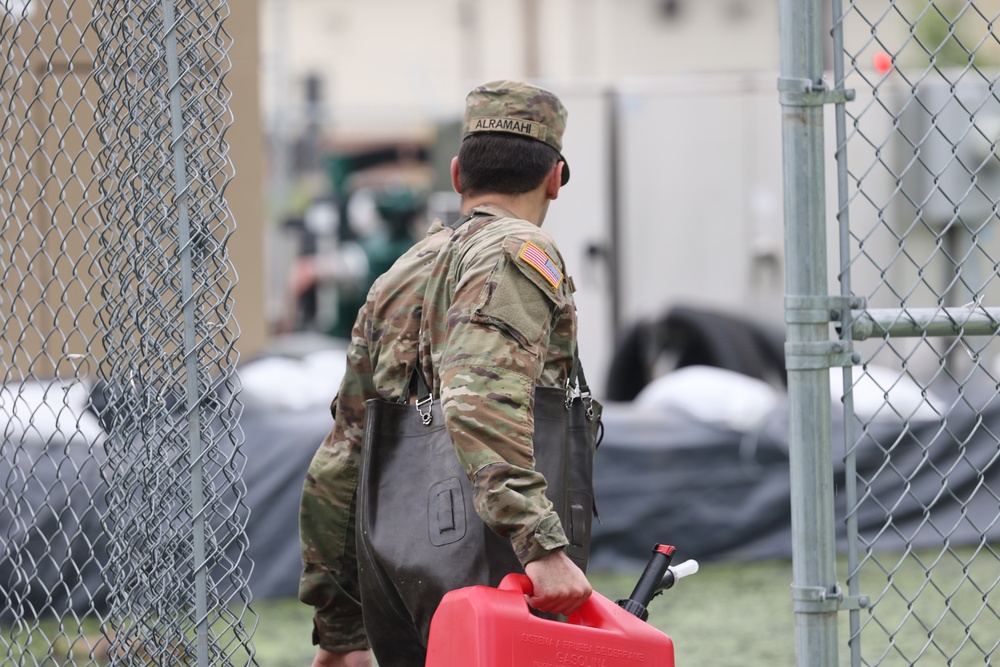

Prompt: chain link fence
[8,0,999,665]
[1,1,255,665]
[785,0,1000,665]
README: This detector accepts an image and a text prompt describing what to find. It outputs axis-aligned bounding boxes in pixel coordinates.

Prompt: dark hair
[457,133,560,197]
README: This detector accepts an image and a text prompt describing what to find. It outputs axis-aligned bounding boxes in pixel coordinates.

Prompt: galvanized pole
[778,0,841,665]
[829,0,862,664]
[162,2,210,664]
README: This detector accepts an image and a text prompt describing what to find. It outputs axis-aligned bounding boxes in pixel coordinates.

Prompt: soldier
[299,80,593,667]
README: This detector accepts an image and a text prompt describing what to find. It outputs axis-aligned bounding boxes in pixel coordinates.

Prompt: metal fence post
[779,0,841,665]
[161,2,210,664]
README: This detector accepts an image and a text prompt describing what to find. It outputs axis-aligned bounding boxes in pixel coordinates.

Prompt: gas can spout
[615,544,699,622]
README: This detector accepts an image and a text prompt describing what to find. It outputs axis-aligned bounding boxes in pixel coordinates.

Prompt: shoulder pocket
[474,238,567,348]
[505,237,565,295]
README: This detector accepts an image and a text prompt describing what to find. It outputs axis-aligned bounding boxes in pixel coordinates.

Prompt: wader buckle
[416,395,434,426]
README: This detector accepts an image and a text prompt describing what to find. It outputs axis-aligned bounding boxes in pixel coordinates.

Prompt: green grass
[637,558,798,666]
[8,548,1000,665]
[252,548,1000,667]
[248,558,799,667]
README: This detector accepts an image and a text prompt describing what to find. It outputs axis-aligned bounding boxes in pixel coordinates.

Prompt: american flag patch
[518,242,563,289]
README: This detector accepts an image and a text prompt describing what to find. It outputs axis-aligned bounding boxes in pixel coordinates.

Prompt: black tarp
[5,371,1000,616]
[590,378,1000,570]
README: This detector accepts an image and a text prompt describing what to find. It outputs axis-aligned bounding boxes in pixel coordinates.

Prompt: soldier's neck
[461,191,548,227]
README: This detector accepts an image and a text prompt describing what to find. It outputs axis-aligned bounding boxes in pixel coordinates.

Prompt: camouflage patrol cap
[462,80,571,185]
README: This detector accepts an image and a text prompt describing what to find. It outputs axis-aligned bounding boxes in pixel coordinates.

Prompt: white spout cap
[668,559,699,580]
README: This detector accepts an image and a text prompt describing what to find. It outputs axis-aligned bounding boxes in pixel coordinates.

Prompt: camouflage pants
[298,431,370,652]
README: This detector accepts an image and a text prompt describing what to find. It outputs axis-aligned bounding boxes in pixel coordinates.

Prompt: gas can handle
[500,573,623,628]
[498,573,533,595]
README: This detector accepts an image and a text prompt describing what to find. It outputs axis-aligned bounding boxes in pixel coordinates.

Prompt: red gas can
[426,573,675,666]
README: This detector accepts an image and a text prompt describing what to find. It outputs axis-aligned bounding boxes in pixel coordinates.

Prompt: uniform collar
[426,203,521,236]
[466,203,517,220]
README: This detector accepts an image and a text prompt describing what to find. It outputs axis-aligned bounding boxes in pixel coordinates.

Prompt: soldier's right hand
[523,548,592,616]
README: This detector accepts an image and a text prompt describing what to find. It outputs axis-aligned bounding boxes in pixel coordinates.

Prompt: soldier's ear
[450,157,463,195]
[545,162,563,201]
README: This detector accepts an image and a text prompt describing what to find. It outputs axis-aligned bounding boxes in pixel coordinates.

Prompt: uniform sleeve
[298,318,374,652]
[438,232,573,566]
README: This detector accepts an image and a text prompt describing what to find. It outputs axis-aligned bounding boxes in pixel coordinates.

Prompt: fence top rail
[848,306,1000,340]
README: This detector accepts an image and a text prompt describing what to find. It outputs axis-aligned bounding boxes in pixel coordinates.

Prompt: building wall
[259,0,780,136]
[229,0,269,358]
[257,0,786,393]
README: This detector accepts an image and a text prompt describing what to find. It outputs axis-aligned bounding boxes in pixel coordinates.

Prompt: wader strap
[443,208,493,229]
[411,365,433,426]
[566,348,596,421]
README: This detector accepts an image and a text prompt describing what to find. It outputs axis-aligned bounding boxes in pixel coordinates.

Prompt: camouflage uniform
[299,80,578,652]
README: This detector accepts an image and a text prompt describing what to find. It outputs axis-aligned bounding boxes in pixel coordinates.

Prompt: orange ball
[873,51,893,74]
